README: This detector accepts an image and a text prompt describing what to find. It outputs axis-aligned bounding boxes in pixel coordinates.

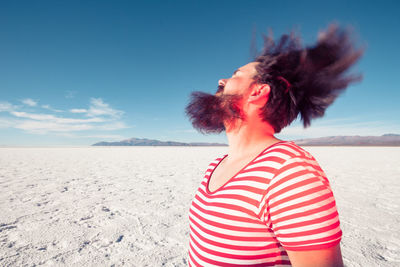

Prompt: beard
[185,85,245,134]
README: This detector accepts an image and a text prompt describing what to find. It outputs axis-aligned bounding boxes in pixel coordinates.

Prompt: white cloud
[0,117,16,128]
[11,111,106,124]
[1,97,129,136]
[87,98,123,118]
[21,98,37,107]
[0,102,16,112]
[70,108,87,113]
[11,111,55,121]
[15,120,94,134]
[41,104,63,112]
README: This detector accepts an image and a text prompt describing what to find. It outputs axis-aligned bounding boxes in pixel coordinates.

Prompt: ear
[248,83,270,104]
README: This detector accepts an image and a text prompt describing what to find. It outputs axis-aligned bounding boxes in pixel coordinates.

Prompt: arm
[262,155,344,266]
[286,243,344,267]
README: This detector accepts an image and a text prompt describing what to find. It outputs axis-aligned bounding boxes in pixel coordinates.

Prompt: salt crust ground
[0,146,399,267]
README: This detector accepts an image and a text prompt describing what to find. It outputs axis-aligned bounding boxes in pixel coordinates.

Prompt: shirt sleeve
[261,155,342,251]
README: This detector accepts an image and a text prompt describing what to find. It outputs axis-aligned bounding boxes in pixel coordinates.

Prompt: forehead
[238,62,259,75]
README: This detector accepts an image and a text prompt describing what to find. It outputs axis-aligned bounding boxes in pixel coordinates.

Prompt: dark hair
[253,24,364,133]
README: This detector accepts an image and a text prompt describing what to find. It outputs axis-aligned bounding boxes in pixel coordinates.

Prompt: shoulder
[246,140,322,177]
[262,141,319,168]
[269,141,314,159]
[264,141,329,186]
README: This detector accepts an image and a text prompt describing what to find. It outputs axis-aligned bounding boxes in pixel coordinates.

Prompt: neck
[224,118,282,161]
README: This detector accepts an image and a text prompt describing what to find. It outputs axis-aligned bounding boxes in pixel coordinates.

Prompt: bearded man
[185,24,363,267]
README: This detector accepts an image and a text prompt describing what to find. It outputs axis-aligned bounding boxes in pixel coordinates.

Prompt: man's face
[185,62,259,133]
[216,62,259,96]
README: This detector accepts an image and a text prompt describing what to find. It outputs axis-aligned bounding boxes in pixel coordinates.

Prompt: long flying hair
[253,24,364,133]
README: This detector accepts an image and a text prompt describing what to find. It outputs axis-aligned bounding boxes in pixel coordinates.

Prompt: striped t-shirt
[188,140,342,266]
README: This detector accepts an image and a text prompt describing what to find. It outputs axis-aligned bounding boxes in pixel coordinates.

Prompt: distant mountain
[93,134,400,147]
[294,134,400,146]
[92,137,227,146]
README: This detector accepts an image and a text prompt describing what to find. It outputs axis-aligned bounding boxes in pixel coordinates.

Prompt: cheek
[225,79,241,92]
[229,80,249,94]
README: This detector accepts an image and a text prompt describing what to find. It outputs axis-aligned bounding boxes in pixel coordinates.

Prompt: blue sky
[0,0,399,146]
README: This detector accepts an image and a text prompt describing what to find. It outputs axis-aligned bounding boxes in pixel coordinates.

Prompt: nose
[218,79,227,86]
[216,79,226,95]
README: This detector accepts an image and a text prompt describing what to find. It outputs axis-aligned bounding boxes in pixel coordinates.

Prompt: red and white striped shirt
[188,141,342,266]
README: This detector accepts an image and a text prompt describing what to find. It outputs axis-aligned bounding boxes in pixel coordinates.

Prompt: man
[185,24,363,266]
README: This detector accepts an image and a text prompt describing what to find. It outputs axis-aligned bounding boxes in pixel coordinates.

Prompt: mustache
[216,84,224,94]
